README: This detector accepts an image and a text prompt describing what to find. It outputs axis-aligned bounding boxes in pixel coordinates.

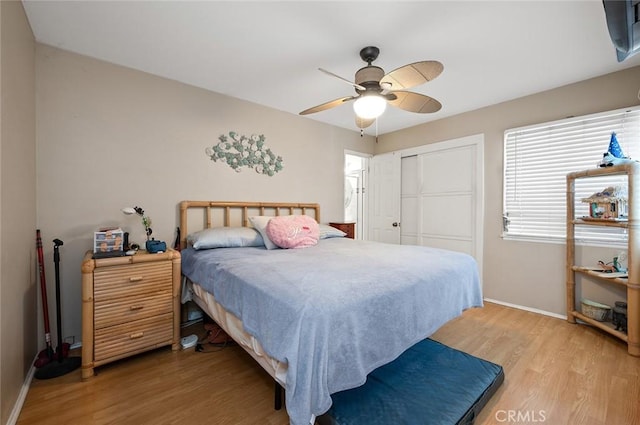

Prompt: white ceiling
[22,0,640,136]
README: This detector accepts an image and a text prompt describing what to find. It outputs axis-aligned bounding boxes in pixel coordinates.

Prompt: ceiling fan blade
[380,61,444,91]
[355,116,375,129]
[388,91,442,113]
[319,68,366,91]
[299,96,355,115]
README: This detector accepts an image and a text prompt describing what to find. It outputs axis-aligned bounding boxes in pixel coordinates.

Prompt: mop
[35,238,81,379]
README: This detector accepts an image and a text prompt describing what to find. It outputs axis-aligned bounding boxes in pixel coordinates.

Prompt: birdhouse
[581,186,628,220]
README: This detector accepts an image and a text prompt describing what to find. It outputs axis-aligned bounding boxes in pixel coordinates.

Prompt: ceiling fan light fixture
[300,46,443,121]
[353,94,387,119]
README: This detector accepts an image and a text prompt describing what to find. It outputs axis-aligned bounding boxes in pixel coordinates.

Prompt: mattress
[317,338,504,425]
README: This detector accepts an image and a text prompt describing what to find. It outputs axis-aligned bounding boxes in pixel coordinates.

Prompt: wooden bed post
[179,201,188,250]
[224,206,231,226]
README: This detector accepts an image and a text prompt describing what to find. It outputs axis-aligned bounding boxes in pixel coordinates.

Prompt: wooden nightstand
[81,249,181,380]
[329,222,355,239]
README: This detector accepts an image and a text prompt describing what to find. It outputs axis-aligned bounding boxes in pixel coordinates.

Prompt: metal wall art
[205,132,284,176]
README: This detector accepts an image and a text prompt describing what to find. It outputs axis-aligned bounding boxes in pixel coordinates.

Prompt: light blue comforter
[181,238,482,425]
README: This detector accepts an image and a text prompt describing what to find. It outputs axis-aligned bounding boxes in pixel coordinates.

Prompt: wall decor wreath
[205,132,284,176]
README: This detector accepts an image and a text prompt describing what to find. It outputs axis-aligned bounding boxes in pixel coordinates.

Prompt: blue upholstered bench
[317,338,504,425]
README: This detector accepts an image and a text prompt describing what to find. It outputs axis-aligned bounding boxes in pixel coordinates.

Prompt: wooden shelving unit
[566,163,640,356]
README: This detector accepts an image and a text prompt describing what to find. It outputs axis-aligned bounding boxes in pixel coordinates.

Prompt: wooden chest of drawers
[81,249,181,379]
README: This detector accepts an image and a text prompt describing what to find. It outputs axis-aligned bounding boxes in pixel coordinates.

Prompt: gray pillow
[318,224,347,239]
[248,216,279,250]
[187,227,264,250]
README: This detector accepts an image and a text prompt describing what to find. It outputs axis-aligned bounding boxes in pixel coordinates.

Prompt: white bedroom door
[368,151,401,244]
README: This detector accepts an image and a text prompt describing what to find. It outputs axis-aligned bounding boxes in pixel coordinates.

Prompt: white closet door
[367,134,483,279]
[394,134,484,280]
[417,144,477,257]
[401,155,419,245]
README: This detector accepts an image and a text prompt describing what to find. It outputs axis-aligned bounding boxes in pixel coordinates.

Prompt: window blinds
[503,107,640,245]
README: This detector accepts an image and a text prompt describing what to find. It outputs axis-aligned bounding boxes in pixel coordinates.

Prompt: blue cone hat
[608,132,625,158]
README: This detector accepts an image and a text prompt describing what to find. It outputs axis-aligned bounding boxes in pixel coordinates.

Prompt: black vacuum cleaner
[34,238,81,380]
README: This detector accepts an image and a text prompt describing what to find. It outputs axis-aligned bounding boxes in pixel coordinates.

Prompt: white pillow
[187,227,264,250]
[248,216,279,250]
[318,224,347,239]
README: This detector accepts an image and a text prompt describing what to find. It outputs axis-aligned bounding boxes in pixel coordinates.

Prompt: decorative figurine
[597,260,619,273]
[599,132,636,167]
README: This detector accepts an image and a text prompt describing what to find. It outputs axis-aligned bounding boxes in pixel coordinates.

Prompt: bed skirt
[182,277,288,386]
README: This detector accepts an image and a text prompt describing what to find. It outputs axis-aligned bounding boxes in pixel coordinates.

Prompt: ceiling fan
[299,46,443,129]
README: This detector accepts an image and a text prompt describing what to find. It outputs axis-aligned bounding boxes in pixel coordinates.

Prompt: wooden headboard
[179,201,321,249]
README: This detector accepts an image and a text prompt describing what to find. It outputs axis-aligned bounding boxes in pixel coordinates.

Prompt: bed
[178,201,483,425]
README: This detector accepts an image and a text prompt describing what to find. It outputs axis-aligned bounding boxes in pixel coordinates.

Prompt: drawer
[94,262,172,301]
[94,313,174,362]
[94,291,172,329]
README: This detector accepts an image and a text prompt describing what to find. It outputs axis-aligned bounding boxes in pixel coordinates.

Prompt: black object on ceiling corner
[603,0,640,62]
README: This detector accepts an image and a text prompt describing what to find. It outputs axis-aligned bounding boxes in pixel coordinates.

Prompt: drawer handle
[129,276,144,282]
[129,305,144,311]
[129,332,144,339]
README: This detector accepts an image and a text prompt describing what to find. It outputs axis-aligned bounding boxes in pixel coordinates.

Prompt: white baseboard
[484,298,567,320]
[6,356,37,425]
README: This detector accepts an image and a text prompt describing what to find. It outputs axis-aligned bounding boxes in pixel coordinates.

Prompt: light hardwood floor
[17,302,640,425]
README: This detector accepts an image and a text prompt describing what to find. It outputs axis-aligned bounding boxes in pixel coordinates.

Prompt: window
[503,106,640,245]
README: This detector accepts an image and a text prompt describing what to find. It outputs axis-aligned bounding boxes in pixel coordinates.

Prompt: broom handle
[53,239,64,362]
[36,230,53,357]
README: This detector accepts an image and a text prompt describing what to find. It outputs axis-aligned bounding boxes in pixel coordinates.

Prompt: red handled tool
[34,229,55,368]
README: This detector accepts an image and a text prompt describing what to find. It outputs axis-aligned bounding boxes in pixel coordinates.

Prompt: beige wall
[35,44,376,346]
[1,1,36,423]
[378,66,640,316]
[34,42,640,352]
